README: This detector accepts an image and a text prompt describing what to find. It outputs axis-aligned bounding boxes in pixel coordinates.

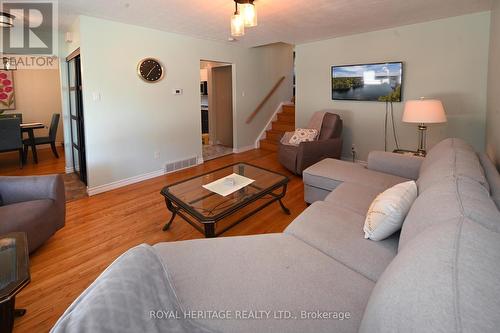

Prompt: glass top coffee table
[0,233,30,333]
[160,163,290,238]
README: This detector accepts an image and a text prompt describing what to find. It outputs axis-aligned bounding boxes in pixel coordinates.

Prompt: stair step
[282,104,295,114]
[272,121,295,132]
[266,130,284,142]
[260,139,278,152]
[277,112,295,123]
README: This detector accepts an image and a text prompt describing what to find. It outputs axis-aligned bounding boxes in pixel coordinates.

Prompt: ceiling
[58,0,493,47]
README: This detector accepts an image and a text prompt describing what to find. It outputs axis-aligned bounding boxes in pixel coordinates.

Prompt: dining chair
[22,113,61,159]
[0,117,23,168]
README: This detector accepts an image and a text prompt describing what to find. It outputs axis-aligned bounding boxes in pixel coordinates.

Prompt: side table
[393,149,425,157]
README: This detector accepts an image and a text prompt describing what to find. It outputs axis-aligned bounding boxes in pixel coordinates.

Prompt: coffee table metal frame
[160,163,290,238]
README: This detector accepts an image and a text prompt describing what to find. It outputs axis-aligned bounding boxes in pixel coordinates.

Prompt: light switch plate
[173,89,183,95]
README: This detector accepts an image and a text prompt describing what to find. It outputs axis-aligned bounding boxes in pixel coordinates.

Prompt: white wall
[486,1,500,170]
[76,16,293,189]
[296,13,491,161]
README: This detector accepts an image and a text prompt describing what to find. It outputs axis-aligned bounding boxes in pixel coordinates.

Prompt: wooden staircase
[260,104,295,152]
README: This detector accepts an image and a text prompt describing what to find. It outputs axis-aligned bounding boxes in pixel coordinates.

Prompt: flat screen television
[332,62,403,102]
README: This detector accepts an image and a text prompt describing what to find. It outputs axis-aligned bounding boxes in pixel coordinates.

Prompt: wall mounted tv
[332,62,403,102]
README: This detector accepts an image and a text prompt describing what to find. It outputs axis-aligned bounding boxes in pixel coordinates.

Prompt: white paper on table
[202,173,255,197]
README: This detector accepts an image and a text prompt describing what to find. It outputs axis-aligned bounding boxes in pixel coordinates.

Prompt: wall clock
[137,58,164,83]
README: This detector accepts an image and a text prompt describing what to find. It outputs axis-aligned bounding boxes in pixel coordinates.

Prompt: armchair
[0,175,65,253]
[278,111,343,175]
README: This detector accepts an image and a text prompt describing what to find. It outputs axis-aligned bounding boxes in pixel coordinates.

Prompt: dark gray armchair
[278,112,343,175]
[0,117,23,168]
[0,175,65,253]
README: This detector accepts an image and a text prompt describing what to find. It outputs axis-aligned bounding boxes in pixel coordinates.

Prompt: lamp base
[416,149,427,157]
[416,124,427,157]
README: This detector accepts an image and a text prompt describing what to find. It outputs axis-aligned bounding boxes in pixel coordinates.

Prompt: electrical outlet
[154,151,160,160]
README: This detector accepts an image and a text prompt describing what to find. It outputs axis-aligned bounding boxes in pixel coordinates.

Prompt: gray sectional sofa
[52,138,500,333]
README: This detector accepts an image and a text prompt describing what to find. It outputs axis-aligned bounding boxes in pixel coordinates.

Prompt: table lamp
[402,98,447,156]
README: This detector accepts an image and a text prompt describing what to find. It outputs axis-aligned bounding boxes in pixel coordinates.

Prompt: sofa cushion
[364,181,417,241]
[399,176,500,251]
[419,137,476,173]
[303,158,407,193]
[324,182,383,216]
[154,233,374,333]
[285,202,398,282]
[360,218,500,333]
[479,152,500,210]
[418,138,488,193]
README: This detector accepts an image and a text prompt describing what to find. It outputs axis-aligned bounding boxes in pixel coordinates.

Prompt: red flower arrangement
[0,70,15,113]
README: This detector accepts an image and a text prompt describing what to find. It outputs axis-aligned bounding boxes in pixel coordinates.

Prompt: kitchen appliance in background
[200,81,208,95]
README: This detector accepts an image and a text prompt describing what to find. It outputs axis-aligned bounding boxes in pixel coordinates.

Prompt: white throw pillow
[364,181,418,241]
[288,128,319,145]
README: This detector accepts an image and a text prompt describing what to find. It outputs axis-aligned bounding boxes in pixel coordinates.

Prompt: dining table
[20,122,45,164]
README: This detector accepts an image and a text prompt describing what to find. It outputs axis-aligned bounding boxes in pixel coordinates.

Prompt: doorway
[200,60,234,161]
[67,50,87,185]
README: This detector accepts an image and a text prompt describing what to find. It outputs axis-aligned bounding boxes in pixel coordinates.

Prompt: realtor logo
[1,1,58,55]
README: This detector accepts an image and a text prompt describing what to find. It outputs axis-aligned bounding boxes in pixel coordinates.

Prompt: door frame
[199,59,237,159]
[66,49,88,184]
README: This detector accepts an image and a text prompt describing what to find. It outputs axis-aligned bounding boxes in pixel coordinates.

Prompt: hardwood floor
[9,149,306,333]
[0,146,66,176]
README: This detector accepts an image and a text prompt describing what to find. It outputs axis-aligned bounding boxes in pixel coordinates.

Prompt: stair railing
[246,76,286,124]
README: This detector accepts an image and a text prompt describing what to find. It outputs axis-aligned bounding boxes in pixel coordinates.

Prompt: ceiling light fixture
[230,2,245,37]
[230,0,257,37]
[241,1,257,27]
[0,12,15,28]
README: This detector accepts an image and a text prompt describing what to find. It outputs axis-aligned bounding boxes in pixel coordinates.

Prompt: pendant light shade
[231,12,245,37]
[242,3,257,27]
[0,12,15,27]
[230,1,258,38]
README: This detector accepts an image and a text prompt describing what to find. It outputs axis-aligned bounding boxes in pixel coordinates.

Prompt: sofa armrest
[297,138,343,173]
[0,175,65,205]
[367,151,424,180]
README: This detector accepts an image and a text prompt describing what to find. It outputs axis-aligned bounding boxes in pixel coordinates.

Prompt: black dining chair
[0,117,23,168]
[23,113,61,159]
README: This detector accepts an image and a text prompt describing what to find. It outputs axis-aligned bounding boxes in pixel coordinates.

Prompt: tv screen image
[332,62,403,102]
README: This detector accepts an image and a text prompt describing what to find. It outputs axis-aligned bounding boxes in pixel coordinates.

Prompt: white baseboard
[233,144,257,154]
[87,159,204,196]
[87,169,165,196]
[65,166,74,174]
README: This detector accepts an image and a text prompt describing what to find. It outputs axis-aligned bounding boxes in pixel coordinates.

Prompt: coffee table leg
[163,198,177,231]
[279,184,291,215]
[204,223,215,238]
[0,296,24,333]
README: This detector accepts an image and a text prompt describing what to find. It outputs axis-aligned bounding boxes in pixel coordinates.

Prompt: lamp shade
[402,99,447,124]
